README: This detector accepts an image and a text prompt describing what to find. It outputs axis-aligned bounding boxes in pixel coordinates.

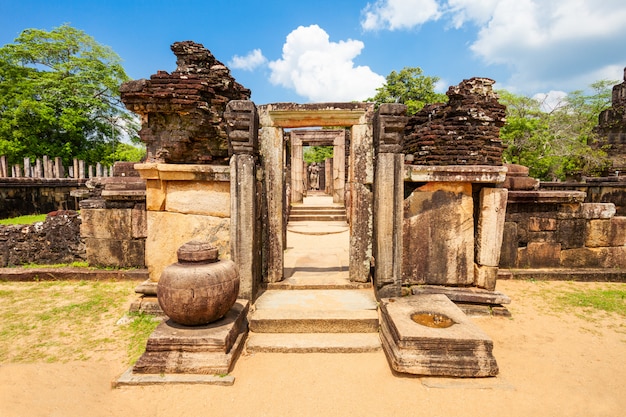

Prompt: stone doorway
[257,103,375,286]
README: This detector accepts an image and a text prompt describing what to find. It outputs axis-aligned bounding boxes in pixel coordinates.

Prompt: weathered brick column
[225,100,261,300]
[373,104,407,297]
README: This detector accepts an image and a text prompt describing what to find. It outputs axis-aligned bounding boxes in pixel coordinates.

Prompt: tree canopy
[367,66,447,115]
[0,24,142,166]
[303,146,333,163]
[499,81,615,180]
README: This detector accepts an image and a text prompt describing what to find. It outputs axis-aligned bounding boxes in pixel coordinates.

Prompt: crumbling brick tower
[120,41,251,164]
[595,67,626,172]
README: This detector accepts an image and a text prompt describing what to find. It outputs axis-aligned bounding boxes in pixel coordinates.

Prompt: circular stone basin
[411,312,456,328]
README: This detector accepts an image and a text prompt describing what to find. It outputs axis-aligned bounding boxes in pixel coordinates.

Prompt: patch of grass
[121,313,161,364]
[0,214,47,225]
[558,289,626,316]
[20,261,91,269]
[0,280,154,364]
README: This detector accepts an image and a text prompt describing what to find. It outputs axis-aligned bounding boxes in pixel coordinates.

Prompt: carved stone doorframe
[289,129,345,205]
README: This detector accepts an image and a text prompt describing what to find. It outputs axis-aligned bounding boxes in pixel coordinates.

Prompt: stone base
[380,294,498,377]
[132,300,249,375]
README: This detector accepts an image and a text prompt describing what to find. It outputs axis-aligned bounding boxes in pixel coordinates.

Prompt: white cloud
[228,49,267,71]
[360,0,626,93]
[532,90,568,113]
[268,25,386,102]
[361,0,441,31]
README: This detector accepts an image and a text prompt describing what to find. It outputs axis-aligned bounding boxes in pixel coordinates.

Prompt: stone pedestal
[135,163,231,281]
[380,294,498,377]
[132,300,249,375]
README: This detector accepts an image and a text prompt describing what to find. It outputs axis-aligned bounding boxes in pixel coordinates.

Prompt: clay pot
[157,241,239,326]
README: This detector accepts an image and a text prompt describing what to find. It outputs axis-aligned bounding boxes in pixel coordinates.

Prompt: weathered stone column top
[257,102,375,128]
[134,163,230,182]
[405,165,507,183]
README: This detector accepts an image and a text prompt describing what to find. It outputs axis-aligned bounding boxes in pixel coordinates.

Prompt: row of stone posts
[0,155,113,179]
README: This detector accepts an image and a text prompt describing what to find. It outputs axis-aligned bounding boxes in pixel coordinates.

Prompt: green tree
[499,82,614,180]
[303,146,333,163]
[367,66,447,115]
[0,24,140,167]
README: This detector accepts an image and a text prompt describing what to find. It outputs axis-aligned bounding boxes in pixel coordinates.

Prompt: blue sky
[2,0,626,107]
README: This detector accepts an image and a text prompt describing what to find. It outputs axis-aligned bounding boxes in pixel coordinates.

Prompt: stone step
[246,332,381,353]
[249,289,379,334]
[288,214,348,222]
[289,209,346,215]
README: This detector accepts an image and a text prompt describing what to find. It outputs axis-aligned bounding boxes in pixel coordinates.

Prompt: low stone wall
[541,178,626,216]
[0,178,87,219]
[500,196,626,269]
[0,210,85,267]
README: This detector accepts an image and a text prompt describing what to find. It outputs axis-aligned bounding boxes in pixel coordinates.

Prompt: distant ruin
[596,68,626,171]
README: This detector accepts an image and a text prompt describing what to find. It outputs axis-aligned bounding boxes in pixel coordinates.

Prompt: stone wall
[500,167,626,269]
[0,211,85,267]
[403,78,506,166]
[120,41,251,164]
[541,177,626,216]
[0,178,87,219]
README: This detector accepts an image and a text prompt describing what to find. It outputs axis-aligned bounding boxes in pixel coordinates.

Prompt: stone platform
[380,294,498,377]
[129,300,249,378]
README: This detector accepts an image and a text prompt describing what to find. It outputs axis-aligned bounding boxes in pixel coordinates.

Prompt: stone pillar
[475,187,508,290]
[225,100,260,300]
[373,104,407,297]
[290,133,304,203]
[260,125,284,283]
[333,134,346,204]
[349,123,374,283]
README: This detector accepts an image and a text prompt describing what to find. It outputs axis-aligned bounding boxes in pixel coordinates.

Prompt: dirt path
[1,280,625,417]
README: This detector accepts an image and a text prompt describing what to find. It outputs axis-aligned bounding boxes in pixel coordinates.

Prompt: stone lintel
[406,165,507,183]
[507,190,587,204]
[258,102,374,128]
[135,163,230,182]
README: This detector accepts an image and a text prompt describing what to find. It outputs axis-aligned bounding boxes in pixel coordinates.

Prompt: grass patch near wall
[0,214,48,225]
[0,281,160,364]
[558,289,626,316]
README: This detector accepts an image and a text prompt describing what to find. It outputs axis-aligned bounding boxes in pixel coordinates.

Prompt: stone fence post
[373,103,407,298]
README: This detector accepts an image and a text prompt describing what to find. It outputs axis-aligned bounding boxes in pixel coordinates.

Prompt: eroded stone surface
[380,294,498,377]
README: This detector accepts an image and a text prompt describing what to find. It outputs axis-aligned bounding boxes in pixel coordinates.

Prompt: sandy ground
[1,279,625,417]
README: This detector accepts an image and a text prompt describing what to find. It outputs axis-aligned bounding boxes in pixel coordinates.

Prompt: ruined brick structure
[596,67,626,170]
[120,41,251,164]
[404,77,506,165]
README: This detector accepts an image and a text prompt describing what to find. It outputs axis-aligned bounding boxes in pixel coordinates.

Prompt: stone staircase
[288,204,347,222]
[246,289,381,353]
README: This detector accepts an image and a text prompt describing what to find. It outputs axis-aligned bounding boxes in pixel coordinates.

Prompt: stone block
[379,294,498,377]
[145,179,166,211]
[165,180,230,217]
[131,204,147,238]
[556,218,586,249]
[520,242,561,268]
[403,182,474,285]
[146,211,230,281]
[586,217,626,247]
[476,187,508,267]
[580,203,616,219]
[474,264,498,291]
[80,208,131,240]
[529,216,557,231]
[561,246,626,268]
[499,222,518,268]
[85,238,145,267]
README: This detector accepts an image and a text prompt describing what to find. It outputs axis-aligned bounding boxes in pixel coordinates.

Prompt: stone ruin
[596,67,626,171]
[404,77,506,166]
[119,41,251,164]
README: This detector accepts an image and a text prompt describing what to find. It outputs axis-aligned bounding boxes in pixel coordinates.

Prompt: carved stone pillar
[373,103,407,298]
[225,100,260,299]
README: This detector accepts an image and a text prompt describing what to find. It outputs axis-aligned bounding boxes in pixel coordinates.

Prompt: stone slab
[409,285,511,305]
[114,367,235,387]
[132,300,248,375]
[245,332,381,353]
[380,294,498,377]
[405,165,507,183]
